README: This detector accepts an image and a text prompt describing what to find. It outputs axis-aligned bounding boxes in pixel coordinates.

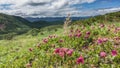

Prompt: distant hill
[25,17,89,22]
[0,13,31,34]
[73,11,120,26]
[29,20,64,28]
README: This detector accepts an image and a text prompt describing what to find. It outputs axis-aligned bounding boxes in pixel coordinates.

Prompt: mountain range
[25,17,90,22]
[0,11,120,35]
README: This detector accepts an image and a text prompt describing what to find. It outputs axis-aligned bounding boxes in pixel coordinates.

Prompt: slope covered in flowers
[1,22,120,68]
[29,22,120,68]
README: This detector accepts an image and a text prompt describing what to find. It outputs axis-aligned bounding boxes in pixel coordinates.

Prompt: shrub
[27,28,40,36]
[0,32,17,40]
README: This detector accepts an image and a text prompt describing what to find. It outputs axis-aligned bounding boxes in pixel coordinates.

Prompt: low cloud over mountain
[0,0,120,17]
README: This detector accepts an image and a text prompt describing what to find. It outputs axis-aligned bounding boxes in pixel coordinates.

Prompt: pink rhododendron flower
[43,38,48,43]
[54,48,74,57]
[114,45,117,48]
[75,33,82,38]
[58,52,65,57]
[111,50,117,56]
[61,48,68,52]
[69,33,73,37]
[59,39,64,43]
[84,31,90,39]
[54,48,60,54]
[29,48,33,52]
[76,55,84,64]
[97,38,108,44]
[49,35,53,38]
[66,49,74,56]
[100,51,106,58]
[99,24,105,28]
[102,38,108,42]
[86,31,90,35]
[97,39,103,44]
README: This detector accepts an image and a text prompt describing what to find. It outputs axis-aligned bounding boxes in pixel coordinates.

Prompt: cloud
[97,7,120,14]
[1,0,119,17]
[69,0,96,5]
[71,7,120,17]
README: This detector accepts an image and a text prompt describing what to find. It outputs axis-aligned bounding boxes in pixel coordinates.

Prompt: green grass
[0,26,63,67]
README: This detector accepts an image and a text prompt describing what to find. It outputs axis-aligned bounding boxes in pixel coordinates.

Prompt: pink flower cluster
[49,35,53,39]
[69,29,82,38]
[48,34,57,39]
[85,31,91,39]
[97,38,108,44]
[76,55,84,64]
[59,39,64,43]
[100,51,106,58]
[54,48,85,64]
[99,24,105,28]
[111,50,117,56]
[42,38,48,43]
[75,33,82,38]
[69,29,91,39]
[42,35,58,43]
[100,50,117,58]
[75,29,82,38]
[29,48,33,52]
[54,48,74,57]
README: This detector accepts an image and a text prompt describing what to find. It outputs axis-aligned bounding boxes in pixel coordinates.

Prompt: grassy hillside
[73,11,120,26]
[28,20,63,28]
[0,13,31,34]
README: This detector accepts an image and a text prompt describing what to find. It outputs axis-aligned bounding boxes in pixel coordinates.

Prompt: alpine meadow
[0,0,120,68]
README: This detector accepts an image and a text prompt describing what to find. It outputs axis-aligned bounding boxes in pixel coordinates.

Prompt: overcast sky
[0,0,120,17]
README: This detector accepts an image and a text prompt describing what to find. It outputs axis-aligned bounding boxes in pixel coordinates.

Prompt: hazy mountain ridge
[0,11,120,35]
[25,17,90,22]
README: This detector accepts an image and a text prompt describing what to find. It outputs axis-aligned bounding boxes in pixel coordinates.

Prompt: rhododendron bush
[25,23,120,68]
[0,23,120,68]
